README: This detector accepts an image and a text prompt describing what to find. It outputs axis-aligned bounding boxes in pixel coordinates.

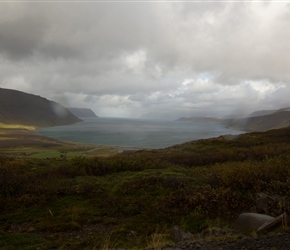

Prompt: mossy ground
[1,127,290,248]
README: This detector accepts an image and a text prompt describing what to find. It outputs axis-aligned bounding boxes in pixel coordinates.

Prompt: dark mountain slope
[228,110,290,132]
[0,88,81,127]
[247,109,276,117]
[68,107,98,118]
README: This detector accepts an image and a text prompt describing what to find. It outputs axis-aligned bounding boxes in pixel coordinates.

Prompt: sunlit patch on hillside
[0,123,36,131]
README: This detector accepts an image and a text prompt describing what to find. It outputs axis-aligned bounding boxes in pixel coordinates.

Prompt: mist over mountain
[67,108,98,118]
[0,88,81,127]
[177,117,222,124]
[179,106,290,132]
[247,110,276,118]
[227,108,290,132]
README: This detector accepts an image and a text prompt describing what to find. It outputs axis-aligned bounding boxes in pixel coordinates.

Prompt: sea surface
[38,117,242,149]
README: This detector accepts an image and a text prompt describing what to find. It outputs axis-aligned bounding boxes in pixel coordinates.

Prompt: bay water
[38,117,242,149]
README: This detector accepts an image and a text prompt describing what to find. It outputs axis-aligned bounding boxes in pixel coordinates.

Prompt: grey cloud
[0,14,46,59]
[263,86,290,109]
[0,2,290,119]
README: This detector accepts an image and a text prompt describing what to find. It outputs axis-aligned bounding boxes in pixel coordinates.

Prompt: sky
[1,1,290,120]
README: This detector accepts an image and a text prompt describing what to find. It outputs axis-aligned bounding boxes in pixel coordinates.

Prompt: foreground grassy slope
[1,127,290,249]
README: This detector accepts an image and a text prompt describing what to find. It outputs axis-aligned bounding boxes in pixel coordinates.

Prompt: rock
[195,243,201,248]
[256,193,271,212]
[256,192,283,216]
[172,226,194,243]
[169,232,290,249]
[235,213,274,233]
[192,232,203,239]
[257,213,288,234]
[182,231,194,241]
[172,226,183,243]
[203,227,225,237]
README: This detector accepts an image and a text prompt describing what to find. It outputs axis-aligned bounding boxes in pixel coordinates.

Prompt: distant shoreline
[37,117,243,149]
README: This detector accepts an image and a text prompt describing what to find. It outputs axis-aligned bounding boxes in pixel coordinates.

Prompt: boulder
[257,213,288,234]
[235,213,274,233]
[256,192,283,216]
[256,193,272,212]
[172,226,194,243]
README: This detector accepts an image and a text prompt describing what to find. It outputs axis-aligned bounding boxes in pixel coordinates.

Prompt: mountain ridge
[0,88,81,127]
[178,107,290,132]
[228,110,290,132]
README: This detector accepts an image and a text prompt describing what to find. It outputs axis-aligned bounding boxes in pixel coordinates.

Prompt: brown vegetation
[1,127,290,249]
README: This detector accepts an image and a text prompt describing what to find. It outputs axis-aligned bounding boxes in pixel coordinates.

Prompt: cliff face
[0,88,81,127]
[67,108,98,118]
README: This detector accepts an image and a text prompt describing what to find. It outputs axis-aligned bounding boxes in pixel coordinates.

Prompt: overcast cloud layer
[1,1,290,119]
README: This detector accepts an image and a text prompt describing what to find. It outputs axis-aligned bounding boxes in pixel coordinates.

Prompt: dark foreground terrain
[1,127,290,249]
[166,233,290,249]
